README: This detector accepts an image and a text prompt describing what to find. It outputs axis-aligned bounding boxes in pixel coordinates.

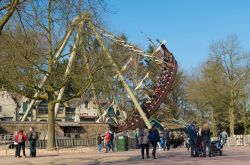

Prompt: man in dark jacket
[28,127,38,157]
[149,125,160,159]
[188,121,198,157]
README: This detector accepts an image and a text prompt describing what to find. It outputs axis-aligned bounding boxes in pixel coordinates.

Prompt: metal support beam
[88,22,152,129]
[21,25,75,121]
[54,22,83,118]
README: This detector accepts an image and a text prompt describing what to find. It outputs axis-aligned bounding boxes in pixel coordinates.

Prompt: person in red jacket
[105,129,111,152]
[15,129,27,158]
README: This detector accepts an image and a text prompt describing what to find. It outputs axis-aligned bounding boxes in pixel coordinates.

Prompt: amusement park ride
[20,12,178,133]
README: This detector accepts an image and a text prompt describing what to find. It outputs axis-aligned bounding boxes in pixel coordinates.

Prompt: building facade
[0,90,18,121]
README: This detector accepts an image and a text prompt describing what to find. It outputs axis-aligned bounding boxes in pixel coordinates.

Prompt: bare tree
[0,0,107,150]
[0,0,22,35]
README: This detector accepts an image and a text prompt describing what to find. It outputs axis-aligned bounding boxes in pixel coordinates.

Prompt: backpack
[18,134,24,143]
[31,131,37,140]
[149,130,159,142]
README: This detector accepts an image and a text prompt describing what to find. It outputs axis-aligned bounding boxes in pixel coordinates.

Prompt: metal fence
[24,138,97,149]
[0,133,97,149]
[211,135,250,146]
[0,134,13,145]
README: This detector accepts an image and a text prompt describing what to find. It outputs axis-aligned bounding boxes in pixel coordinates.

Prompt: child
[97,133,103,153]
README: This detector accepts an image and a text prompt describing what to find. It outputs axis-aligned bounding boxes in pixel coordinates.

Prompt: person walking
[16,129,27,158]
[97,133,103,153]
[201,123,211,157]
[28,127,38,157]
[163,128,170,151]
[13,131,19,158]
[105,129,111,152]
[149,125,160,159]
[188,121,198,157]
[138,125,150,159]
[109,129,115,151]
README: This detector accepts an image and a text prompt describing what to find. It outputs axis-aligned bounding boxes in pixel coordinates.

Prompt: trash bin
[116,135,128,151]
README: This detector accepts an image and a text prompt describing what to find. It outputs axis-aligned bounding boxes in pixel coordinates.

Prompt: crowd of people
[96,121,229,160]
[187,121,228,158]
[96,128,115,153]
[12,127,38,158]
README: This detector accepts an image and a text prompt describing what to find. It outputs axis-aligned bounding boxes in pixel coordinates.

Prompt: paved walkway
[0,146,250,165]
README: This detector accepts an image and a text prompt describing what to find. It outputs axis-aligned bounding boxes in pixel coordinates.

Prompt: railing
[211,135,250,146]
[24,138,97,149]
[0,134,13,145]
[0,132,97,149]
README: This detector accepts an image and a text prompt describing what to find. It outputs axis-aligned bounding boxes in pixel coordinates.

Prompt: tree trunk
[229,89,235,136]
[242,97,247,135]
[211,109,216,136]
[47,98,56,150]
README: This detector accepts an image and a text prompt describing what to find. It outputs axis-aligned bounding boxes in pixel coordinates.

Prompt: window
[58,108,64,114]
[85,100,89,109]
[23,102,28,112]
[0,106,2,113]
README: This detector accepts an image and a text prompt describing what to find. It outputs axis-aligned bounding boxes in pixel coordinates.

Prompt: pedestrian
[163,128,170,151]
[16,129,27,158]
[220,130,228,146]
[28,127,38,157]
[188,121,198,157]
[109,129,115,151]
[149,125,160,159]
[97,133,103,153]
[138,125,150,159]
[13,131,19,158]
[135,128,140,149]
[105,129,111,152]
[158,136,165,151]
[201,123,211,157]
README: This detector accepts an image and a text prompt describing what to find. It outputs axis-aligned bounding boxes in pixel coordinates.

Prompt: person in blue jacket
[188,121,198,157]
[149,125,160,159]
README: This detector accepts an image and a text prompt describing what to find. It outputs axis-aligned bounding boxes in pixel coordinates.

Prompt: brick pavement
[0,146,250,165]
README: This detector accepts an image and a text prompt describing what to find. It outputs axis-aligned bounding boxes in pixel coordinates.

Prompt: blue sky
[104,0,250,70]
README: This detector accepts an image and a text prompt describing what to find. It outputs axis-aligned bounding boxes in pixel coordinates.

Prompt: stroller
[211,140,223,156]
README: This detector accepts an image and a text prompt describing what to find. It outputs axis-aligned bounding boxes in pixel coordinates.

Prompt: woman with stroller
[201,123,211,157]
